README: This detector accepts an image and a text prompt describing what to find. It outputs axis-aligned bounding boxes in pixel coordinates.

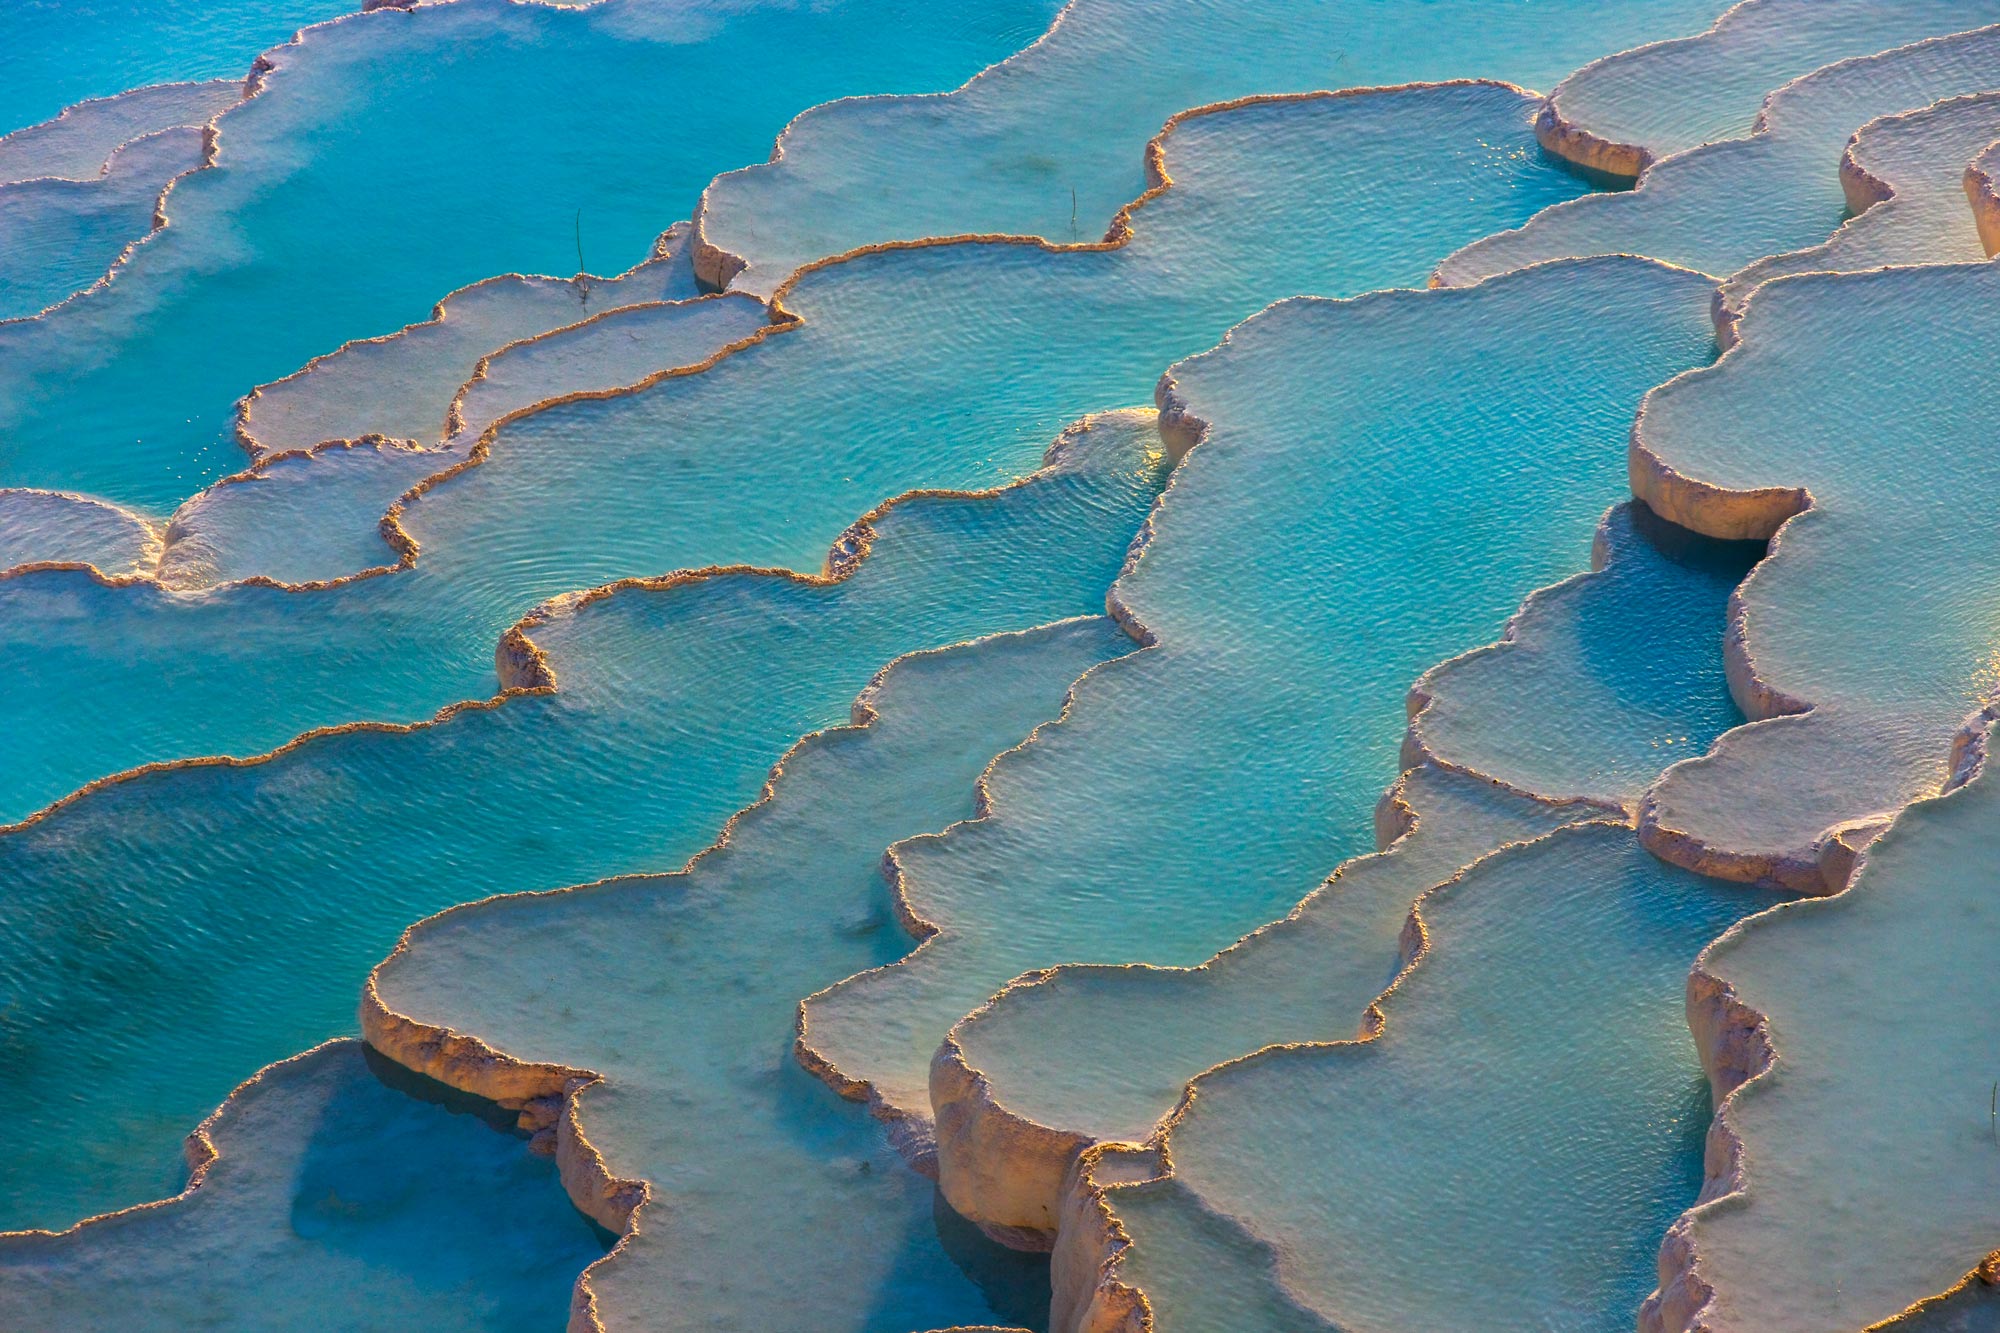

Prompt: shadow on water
[1627,497,1768,578]
[1566,499,1770,742]
[360,1039,1048,1324]
[1538,142,1645,193]
[934,1187,1053,1333]
[288,1041,611,1326]
[359,1039,623,1248]
[361,1040,528,1139]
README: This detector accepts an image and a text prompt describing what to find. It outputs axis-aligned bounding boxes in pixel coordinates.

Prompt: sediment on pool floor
[0,416,1163,1232]
[1441,21,2000,291]
[936,492,1760,1242]
[1630,260,2000,893]
[799,257,1717,1188]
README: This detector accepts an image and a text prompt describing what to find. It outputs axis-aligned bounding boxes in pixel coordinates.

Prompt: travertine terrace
[6,2,2000,1329]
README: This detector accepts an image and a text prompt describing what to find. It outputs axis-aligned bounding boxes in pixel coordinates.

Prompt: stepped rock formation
[10,1,2000,1327]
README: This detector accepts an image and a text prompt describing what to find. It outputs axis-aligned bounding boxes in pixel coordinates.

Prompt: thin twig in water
[573,208,591,307]
[1990,1081,1996,1144]
[1070,186,1078,240]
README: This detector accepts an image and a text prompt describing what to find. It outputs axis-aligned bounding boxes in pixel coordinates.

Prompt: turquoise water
[1637,263,2000,888]
[0,1042,607,1330]
[0,1,345,132]
[1108,825,1765,1333]
[1653,757,2000,1331]
[0,426,1162,1229]
[15,1,1996,1328]
[1441,21,2000,286]
[940,503,1757,1236]
[694,0,1725,291]
[0,289,764,822]
[0,82,1588,823]
[801,258,1717,1133]
[0,0,1062,513]
[375,615,1133,1331]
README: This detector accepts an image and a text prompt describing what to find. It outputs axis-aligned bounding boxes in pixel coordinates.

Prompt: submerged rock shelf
[1634,261,2000,893]
[1076,824,1771,1333]
[0,123,209,323]
[1440,20,2000,288]
[0,82,243,188]
[6,0,2000,1329]
[1534,0,2000,177]
[0,1041,605,1332]
[368,613,1130,1331]
[804,254,1718,1222]
[1645,741,2000,1332]
[0,419,1164,1228]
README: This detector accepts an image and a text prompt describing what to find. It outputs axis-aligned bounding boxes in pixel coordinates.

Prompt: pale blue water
[0,1042,609,1331]
[15,0,1973,1329]
[1113,825,1766,1333]
[372,616,1133,1331]
[800,257,1719,1128]
[0,0,348,132]
[0,421,1164,1230]
[0,83,1588,823]
[0,0,1063,510]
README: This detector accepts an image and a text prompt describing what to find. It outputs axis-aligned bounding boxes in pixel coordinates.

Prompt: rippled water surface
[7,0,1997,1329]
